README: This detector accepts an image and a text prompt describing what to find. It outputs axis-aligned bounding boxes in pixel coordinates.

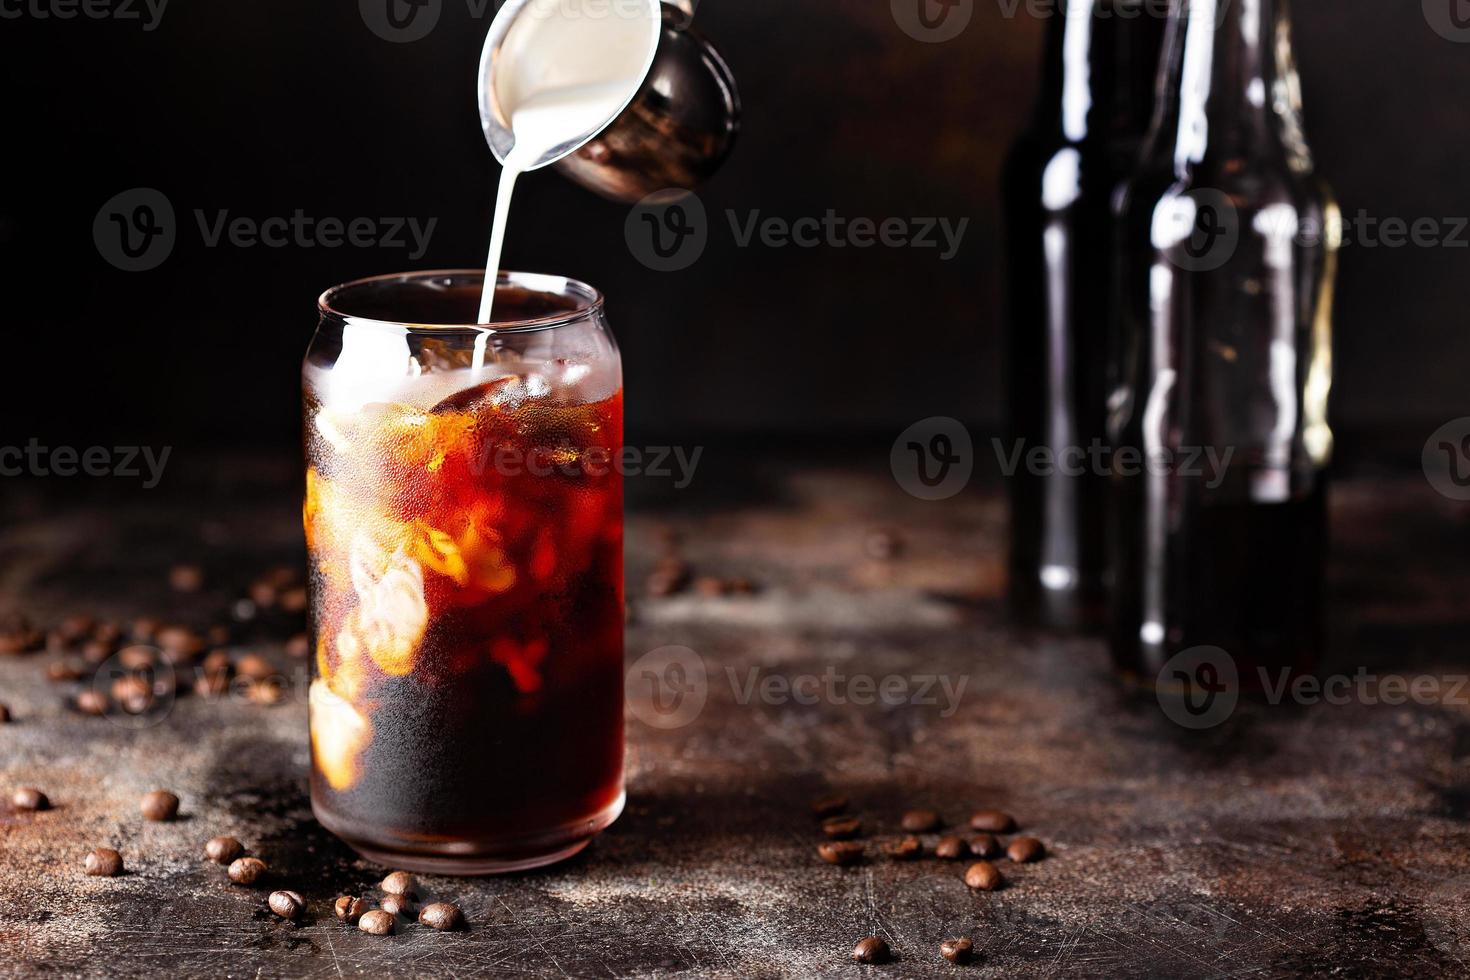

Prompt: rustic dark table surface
[3,448,1470,978]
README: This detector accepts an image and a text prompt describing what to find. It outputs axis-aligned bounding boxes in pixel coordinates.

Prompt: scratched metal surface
[3,451,1470,978]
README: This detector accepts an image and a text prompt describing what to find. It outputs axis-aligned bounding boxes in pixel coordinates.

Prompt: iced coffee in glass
[303,270,624,873]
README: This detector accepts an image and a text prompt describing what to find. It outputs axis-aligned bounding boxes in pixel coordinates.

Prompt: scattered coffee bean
[811,794,848,818]
[864,528,904,561]
[358,910,394,935]
[693,576,727,597]
[195,672,230,698]
[206,625,232,647]
[279,587,308,613]
[140,790,179,822]
[1007,836,1045,863]
[269,890,305,920]
[963,861,1002,892]
[883,836,923,861]
[419,902,464,931]
[852,936,891,964]
[821,815,862,840]
[249,581,279,609]
[169,564,205,593]
[201,650,233,676]
[969,810,1015,833]
[285,633,310,659]
[111,675,151,705]
[92,622,122,645]
[118,646,156,671]
[204,836,244,864]
[817,841,864,866]
[934,835,969,860]
[12,787,49,811]
[381,871,415,896]
[130,617,161,643]
[81,639,116,665]
[0,703,10,723]
[58,615,96,644]
[235,654,274,682]
[0,618,44,655]
[335,896,369,924]
[939,937,974,964]
[247,679,285,706]
[228,856,268,885]
[75,690,109,716]
[84,847,124,877]
[968,834,1001,859]
[157,626,204,662]
[901,808,941,833]
[380,894,416,918]
[46,660,84,682]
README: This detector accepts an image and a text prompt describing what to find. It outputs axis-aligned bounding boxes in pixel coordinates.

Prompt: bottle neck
[1158,0,1307,169]
[1032,0,1165,145]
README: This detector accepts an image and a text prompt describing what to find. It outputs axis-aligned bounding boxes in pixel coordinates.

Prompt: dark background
[1,0,1465,458]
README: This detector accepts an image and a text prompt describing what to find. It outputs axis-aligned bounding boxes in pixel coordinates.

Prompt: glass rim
[317,269,605,334]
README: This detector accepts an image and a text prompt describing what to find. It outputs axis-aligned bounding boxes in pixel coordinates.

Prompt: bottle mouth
[318,270,604,333]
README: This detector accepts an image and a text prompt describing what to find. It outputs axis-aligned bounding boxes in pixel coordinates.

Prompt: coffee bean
[968,834,1001,859]
[236,654,274,682]
[247,679,285,706]
[963,861,1002,892]
[207,625,231,647]
[864,528,904,561]
[419,902,465,931]
[380,894,416,917]
[335,896,369,924]
[169,564,205,593]
[249,581,279,609]
[811,794,848,818]
[817,841,864,866]
[131,617,161,643]
[84,848,124,877]
[358,910,394,936]
[204,836,243,864]
[693,576,727,597]
[58,615,96,644]
[279,587,308,613]
[0,703,10,723]
[140,790,179,822]
[0,620,44,655]
[228,856,268,885]
[381,871,415,896]
[285,633,310,659]
[1007,836,1045,863]
[269,890,305,920]
[195,672,230,698]
[110,675,151,705]
[852,936,890,964]
[939,937,974,964]
[821,815,862,840]
[901,808,941,833]
[969,810,1015,833]
[46,660,84,682]
[201,650,233,675]
[12,787,49,811]
[157,626,204,661]
[934,835,969,860]
[81,639,116,665]
[883,836,923,861]
[118,646,156,671]
[75,690,109,716]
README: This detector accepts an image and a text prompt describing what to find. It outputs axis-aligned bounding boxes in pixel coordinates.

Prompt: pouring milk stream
[477,0,661,327]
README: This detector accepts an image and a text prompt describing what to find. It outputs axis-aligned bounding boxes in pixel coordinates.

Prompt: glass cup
[303,270,625,874]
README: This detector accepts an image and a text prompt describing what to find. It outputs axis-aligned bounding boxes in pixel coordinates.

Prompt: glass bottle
[1109,0,1338,688]
[1004,0,1168,630]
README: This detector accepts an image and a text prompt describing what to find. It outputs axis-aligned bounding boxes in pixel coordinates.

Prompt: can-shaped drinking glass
[303,270,624,874]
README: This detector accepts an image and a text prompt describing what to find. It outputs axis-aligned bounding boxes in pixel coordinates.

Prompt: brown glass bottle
[1004,0,1168,630]
[1108,0,1338,689]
